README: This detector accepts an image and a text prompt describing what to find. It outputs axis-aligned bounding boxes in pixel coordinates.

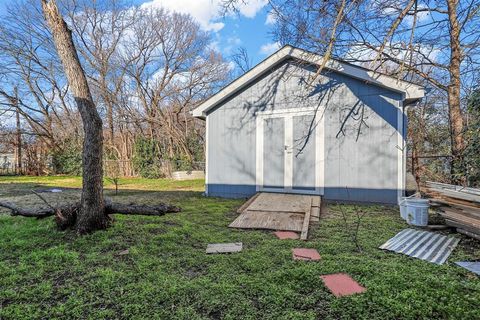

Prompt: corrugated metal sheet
[455,261,480,275]
[379,229,460,265]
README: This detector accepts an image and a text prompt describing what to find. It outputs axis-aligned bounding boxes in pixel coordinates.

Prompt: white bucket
[405,198,430,227]
[399,197,408,220]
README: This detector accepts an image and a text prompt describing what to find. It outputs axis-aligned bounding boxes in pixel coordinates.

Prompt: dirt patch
[184,266,207,279]
[0,189,81,209]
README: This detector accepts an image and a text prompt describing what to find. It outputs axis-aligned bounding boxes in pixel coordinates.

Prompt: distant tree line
[0,0,231,177]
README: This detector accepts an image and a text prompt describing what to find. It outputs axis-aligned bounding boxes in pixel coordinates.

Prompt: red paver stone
[274,231,300,239]
[292,248,321,261]
[320,273,366,297]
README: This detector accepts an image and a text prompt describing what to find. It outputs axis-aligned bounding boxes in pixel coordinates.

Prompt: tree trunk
[14,87,22,174]
[107,102,114,147]
[41,0,109,234]
[100,76,115,148]
[446,0,465,184]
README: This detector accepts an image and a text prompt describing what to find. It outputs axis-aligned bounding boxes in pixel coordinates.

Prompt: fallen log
[105,202,181,216]
[0,200,180,217]
[0,199,181,230]
[0,201,80,218]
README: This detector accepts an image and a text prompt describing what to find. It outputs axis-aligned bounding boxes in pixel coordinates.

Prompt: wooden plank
[436,196,480,208]
[171,170,205,180]
[206,243,243,254]
[447,203,480,215]
[425,224,450,230]
[247,193,311,213]
[457,229,480,240]
[229,210,304,232]
[442,209,480,225]
[310,206,320,222]
[300,199,312,240]
[431,198,480,210]
[444,219,480,235]
[311,196,321,207]
[236,193,260,214]
[440,210,480,229]
[430,188,480,203]
[439,206,480,220]
[426,181,480,196]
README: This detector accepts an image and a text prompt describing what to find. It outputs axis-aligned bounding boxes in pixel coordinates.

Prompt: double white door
[256,108,324,195]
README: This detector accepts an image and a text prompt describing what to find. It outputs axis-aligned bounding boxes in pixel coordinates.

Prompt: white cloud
[345,42,440,73]
[259,41,281,55]
[222,36,242,54]
[207,40,221,53]
[265,10,277,25]
[405,5,431,26]
[227,36,242,46]
[141,0,267,32]
[227,61,236,71]
[378,3,431,27]
[238,0,268,18]
[141,0,223,31]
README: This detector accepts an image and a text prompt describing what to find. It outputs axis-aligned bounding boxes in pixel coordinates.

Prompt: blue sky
[0,0,276,67]
[133,0,278,66]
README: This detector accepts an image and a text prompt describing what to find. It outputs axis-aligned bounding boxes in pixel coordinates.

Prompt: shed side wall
[206,60,404,203]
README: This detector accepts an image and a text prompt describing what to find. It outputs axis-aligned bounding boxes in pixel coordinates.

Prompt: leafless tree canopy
[0,0,231,176]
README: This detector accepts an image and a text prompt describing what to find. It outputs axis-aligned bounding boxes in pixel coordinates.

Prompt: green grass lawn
[0,176,479,319]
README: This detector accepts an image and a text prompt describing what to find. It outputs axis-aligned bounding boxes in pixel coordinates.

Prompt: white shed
[192,46,424,204]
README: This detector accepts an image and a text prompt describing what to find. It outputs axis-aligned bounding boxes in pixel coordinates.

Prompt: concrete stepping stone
[320,273,366,297]
[292,248,321,261]
[274,231,299,239]
[206,242,243,254]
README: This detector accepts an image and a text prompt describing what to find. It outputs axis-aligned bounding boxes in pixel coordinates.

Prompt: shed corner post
[397,98,407,204]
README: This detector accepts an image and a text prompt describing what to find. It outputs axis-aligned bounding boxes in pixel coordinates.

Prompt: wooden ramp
[230,193,321,240]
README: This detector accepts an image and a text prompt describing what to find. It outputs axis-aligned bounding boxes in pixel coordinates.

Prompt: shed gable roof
[192,45,425,119]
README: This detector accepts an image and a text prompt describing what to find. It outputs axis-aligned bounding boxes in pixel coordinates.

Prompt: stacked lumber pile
[423,181,480,240]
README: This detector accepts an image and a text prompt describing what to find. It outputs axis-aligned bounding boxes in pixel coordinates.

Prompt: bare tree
[41,0,108,234]
[0,0,82,156]
[13,87,22,173]
[0,0,230,178]
[119,8,230,162]
[231,47,252,74]
[66,0,136,150]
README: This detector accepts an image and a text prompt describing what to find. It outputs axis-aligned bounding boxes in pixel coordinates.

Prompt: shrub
[52,141,82,175]
[132,137,164,178]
